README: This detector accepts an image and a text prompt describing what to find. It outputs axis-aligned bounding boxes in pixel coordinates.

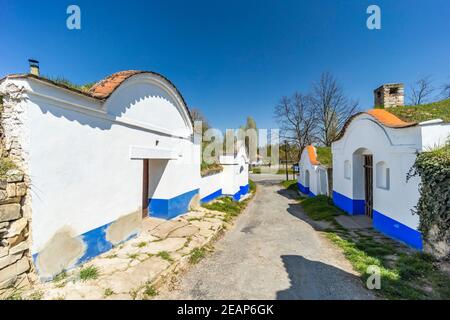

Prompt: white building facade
[297,145,329,197]
[332,109,450,250]
[0,70,248,279]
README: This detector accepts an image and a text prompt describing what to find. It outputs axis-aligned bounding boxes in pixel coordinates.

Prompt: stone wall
[0,86,34,297]
[0,170,33,295]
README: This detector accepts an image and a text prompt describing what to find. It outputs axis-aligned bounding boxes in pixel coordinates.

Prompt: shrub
[79,266,99,281]
[408,144,450,258]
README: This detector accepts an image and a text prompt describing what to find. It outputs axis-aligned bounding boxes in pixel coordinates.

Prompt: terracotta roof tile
[366,109,416,128]
[306,145,320,165]
[334,109,417,142]
[88,70,143,99]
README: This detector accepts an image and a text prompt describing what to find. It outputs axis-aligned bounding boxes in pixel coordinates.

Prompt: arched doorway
[352,148,373,218]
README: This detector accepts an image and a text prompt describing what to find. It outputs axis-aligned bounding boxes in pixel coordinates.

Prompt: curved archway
[95,71,194,138]
[352,148,373,217]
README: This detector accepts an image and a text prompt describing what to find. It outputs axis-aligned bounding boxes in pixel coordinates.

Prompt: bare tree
[408,75,435,105]
[274,92,317,158]
[190,107,210,134]
[441,83,450,99]
[310,72,358,146]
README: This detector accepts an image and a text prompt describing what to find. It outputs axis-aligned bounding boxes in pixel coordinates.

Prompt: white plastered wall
[297,147,328,196]
[199,172,223,199]
[3,75,199,254]
[332,114,422,230]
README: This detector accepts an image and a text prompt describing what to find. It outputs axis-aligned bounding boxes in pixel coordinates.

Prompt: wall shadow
[35,87,183,137]
[276,255,375,300]
[276,188,299,200]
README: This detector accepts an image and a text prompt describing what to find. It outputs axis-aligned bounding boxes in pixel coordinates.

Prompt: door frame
[142,159,149,218]
[363,155,373,218]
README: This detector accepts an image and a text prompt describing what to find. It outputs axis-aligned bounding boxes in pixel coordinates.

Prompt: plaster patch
[35,227,86,279]
[189,193,201,210]
[105,211,141,245]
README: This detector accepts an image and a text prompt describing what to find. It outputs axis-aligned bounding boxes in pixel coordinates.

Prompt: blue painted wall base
[149,189,199,220]
[297,182,315,197]
[332,191,365,215]
[373,210,423,250]
[33,219,138,280]
[332,191,423,250]
[226,183,250,201]
[200,189,222,203]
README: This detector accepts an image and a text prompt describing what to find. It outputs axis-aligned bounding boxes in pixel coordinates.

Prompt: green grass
[42,76,96,92]
[281,180,298,192]
[157,251,173,262]
[79,266,99,281]
[28,291,44,300]
[143,284,158,297]
[201,162,223,176]
[388,98,450,123]
[53,271,67,283]
[202,179,256,222]
[103,288,114,297]
[251,167,261,174]
[297,195,450,299]
[300,195,342,221]
[189,248,206,264]
[326,233,450,299]
[0,158,17,179]
[276,168,294,174]
[202,196,244,215]
[316,146,332,167]
[128,253,139,260]
[249,179,256,193]
[136,241,147,248]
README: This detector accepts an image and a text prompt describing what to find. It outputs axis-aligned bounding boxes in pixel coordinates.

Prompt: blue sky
[1,0,449,131]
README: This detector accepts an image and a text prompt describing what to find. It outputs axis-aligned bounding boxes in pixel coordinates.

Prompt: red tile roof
[3,71,193,126]
[334,109,417,142]
[306,145,320,165]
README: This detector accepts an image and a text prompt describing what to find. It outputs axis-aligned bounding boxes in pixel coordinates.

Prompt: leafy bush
[408,144,450,257]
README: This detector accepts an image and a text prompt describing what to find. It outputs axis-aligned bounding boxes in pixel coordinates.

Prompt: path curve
[158,175,376,300]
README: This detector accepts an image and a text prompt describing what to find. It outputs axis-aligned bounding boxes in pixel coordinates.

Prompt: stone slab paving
[21,207,226,300]
[335,215,373,229]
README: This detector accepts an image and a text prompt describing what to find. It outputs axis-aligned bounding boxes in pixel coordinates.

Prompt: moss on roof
[316,146,332,168]
[387,99,450,123]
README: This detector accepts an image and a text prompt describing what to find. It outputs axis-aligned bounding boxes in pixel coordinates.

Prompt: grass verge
[202,180,256,223]
[189,248,206,264]
[295,195,450,299]
[281,180,298,193]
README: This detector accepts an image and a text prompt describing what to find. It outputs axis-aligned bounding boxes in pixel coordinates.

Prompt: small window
[376,161,390,190]
[389,87,399,94]
[344,160,351,179]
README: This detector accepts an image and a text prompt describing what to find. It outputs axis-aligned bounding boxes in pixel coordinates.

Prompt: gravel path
[158,175,376,300]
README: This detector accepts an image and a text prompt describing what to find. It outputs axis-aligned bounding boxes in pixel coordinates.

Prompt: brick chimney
[374,83,404,108]
[28,59,40,76]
